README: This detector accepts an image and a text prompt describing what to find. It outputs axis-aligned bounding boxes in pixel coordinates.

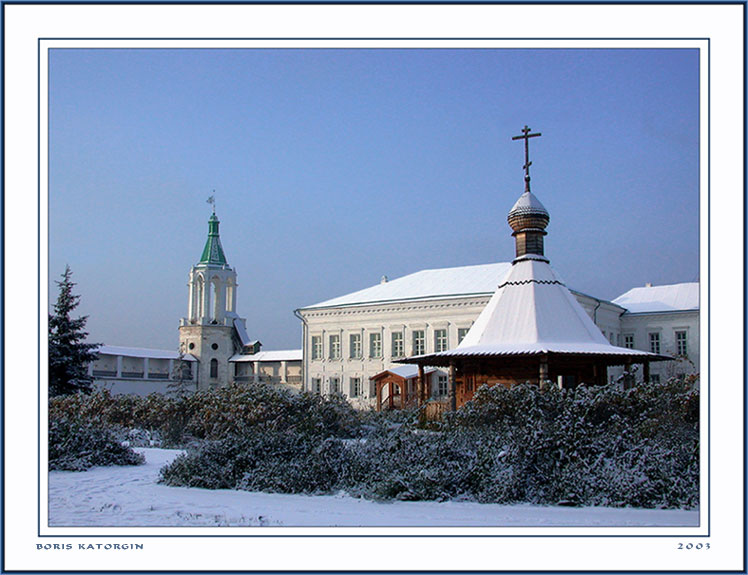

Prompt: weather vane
[207,192,216,214]
[512,125,542,193]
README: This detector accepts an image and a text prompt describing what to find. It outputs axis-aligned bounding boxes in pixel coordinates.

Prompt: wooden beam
[449,362,457,412]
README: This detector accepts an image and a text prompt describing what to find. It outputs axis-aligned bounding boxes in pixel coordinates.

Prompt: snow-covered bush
[48,417,145,471]
[160,432,348,494]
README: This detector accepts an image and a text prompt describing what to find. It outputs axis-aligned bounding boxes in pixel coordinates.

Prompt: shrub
[48,417,145,471]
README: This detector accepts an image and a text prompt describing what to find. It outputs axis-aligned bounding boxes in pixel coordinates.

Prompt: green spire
[198,212,228,266]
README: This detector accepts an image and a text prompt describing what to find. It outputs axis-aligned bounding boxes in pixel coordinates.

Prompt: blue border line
[36,39,710,543]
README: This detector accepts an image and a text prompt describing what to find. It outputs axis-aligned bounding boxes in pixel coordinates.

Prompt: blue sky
[49,48,700,350]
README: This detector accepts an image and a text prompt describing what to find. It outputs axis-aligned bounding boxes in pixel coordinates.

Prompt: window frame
[412,330,425,356]
[434,328,448,353]
[649,332,661,355]
[369,332,382,358]
[391,331,404,358]
[349,333,362,359]
[350,377,361,398]
[675,330,688,357]
[329,334,341,360]
[311,335,323,360]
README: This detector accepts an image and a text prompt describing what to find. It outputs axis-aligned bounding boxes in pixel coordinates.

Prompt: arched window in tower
[226,278,235,313]
[210,358,218,379]
[195,275,205,320]
[210,276,222,323]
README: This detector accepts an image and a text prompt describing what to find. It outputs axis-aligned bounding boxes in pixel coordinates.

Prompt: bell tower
[179,205,244,389]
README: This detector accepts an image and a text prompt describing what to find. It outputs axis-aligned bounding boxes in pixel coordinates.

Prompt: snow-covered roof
[229,349,303,363]
[400,259,666,366]
[613,282,699,314]
[97,345,197,362]
[233,319,251,347]
[508,190,549,219]
[300,262,513,310]
[371,365,439,380]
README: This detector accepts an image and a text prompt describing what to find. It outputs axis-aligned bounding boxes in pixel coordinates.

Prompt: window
[457,328,470,344]
[329,377,340,394]
[349,333,362,359]
[434,329,448,353]
[350,377,361,398]
[676,331,688,357]
[210,358,218,379]
[650,374,661,384]
[412,330,425,355]
[312,378,322,394]
[609,332,615,345]
[623,334,634,349]
[649,332,661,354]
[369,332,382,358]
[311,336,322,360]
[391,332,404,358]
[329,334,341,360]
[437,375,449,397]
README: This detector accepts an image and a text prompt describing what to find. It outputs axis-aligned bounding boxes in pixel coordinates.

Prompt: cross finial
[207,192,216,214]
[511,125,542,193]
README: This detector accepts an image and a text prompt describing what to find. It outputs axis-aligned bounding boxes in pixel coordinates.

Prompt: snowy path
[48,448,699,527]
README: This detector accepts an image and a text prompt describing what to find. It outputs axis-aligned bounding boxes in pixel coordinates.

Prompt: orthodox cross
[512,125,541,192]
[207,192,216,214]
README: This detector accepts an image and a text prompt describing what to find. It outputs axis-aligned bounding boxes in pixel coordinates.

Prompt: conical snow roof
[401,257,665,365]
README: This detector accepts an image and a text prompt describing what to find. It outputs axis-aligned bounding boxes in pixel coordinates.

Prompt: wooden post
[449,362,457,412]
[539,355,549,389]
[643,361,650,384]
[417,364,425,407]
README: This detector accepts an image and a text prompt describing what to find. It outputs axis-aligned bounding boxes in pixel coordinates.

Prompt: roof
[300,262,513,310]
[198,213,228,266]
[508,190,550,219]
[400,259,668,366]
[97,345,197,362]
[613,282,699,314]
[233,319,251,347]
[371,366,439,380]
[229,349,303,363]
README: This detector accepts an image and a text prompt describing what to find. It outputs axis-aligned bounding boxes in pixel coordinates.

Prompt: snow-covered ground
[48,448,699,528]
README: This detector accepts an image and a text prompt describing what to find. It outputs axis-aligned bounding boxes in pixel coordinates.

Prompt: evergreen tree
[48,266,100,396]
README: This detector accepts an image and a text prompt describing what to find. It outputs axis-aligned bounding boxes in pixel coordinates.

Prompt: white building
[613,282,700,382]
[295,125,699,410]
[90,345,198,396]
[91,210,303,395]
[293,262,662,410]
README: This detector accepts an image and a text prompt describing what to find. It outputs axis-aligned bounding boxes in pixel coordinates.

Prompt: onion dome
[507,190,550,233]
[507,125,550,261]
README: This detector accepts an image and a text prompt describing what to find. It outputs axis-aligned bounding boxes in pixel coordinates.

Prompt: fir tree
[48,266,100,396]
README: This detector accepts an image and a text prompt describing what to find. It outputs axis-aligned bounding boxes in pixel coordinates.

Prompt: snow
[301,262,513,310]
[97,346,197,361]
[48,449,698,528]
[232,318,251,347]
[613,282,699,314]
[230,349,303,363]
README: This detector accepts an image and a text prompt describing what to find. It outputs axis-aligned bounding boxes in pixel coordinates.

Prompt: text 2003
[678,543,710,550]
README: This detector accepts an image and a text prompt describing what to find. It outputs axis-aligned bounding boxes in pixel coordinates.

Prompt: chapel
[399,126,670,409]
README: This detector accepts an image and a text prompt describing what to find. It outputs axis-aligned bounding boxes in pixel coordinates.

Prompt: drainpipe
[293,309,308,392]
[592,297,602,326]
